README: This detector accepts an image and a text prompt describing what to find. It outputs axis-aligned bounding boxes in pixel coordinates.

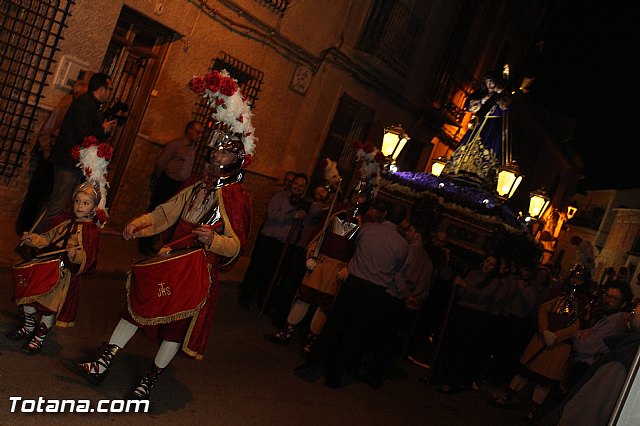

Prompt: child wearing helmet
[6,181,102,354]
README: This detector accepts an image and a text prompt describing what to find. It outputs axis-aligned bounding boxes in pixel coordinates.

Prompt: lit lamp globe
[496,162,523,200]
[431,156,447,177]
[381,124,409,171]
[529,188,550,220]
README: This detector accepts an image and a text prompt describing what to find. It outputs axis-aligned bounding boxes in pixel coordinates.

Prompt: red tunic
[18,215,100,327]
[126,181,252,359]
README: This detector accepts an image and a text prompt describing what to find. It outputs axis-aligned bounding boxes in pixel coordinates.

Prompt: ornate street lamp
[430,156,447,177]
[496,161,523,200]
[495,103,524,199]
[381,124,409,171]
[566,202,578,220]
[529,188,550,220]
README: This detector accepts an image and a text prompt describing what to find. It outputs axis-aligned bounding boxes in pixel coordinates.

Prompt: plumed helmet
[204,129,246,178]
[188,69,256,158]
[73,181,101,206]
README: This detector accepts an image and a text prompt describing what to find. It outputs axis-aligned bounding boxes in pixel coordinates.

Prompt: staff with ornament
[6,136,111,355]
[266,148,384,357]
[64,69,254,400]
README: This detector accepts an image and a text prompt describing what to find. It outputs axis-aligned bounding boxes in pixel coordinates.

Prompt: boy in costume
[7,181,102,354]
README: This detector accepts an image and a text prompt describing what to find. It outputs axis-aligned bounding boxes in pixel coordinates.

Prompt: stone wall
[0,108,52,221]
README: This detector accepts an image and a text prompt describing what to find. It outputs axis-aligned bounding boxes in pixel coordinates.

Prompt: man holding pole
[238,173,309,311]
[265,160,360,355]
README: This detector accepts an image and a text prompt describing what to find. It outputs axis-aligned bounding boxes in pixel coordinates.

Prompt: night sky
[526,1,636,191]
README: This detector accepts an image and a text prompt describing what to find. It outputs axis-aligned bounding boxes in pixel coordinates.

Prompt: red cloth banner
[127,249,210,324]
[13,258,61,301]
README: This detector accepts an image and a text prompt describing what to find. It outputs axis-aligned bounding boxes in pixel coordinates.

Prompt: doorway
[100,6,179,209]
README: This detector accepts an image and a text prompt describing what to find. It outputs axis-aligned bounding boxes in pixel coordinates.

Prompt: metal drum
[127,248,211,325]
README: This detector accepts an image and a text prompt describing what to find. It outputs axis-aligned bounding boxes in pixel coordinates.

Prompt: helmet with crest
[189,69,256,176]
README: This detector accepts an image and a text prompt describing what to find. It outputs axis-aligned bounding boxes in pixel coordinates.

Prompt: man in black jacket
[35,73,116,232]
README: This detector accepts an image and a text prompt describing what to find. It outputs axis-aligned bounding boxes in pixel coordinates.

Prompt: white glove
[542,330,557,347]
[305,257,317,272]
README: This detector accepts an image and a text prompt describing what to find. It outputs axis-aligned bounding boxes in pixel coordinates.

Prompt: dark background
[528,0,636,190]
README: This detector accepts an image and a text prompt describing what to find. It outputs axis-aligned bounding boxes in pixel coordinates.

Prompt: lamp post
[550,202,579,240]
[430,156,447,177]
[495,103,524,200]
[496,161,523,200]
[381,124,409,172]
[566,202,578,220]
[522,187,550,238]
[529,188,551,220]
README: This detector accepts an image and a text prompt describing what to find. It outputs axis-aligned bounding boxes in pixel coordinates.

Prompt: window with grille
[192,52,264,175]
[356,0,425,76]
[253,0,290,17]
[0,0,74,179]
[311,94,374,192]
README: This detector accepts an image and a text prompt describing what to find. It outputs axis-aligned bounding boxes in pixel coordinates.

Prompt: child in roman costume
[7,181,102,354]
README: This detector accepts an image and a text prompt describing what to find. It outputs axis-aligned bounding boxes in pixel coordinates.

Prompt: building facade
[1,0,556,249]
[552,189,640,281]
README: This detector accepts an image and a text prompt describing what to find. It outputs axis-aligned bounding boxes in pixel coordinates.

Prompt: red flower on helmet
[95,208,108,224]
[219,77,238,96]
[374,151,386,164]
[363,143,376,153]
[204,71,223,93]
[353,140,364,151]
[81,135,99,148]
[189,76,207,94]
[71,145,81,161]
[97,143,114,160]
[215,97,225,106]
[84,167,92,177]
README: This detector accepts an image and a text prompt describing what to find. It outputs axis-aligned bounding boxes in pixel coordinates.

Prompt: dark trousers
[270,245,306,328]
[16,153,53,235]
[239,233,289,308]
[437,305,493,387]
[36,165,82,233]
[486,314,536,385]
[150,172,182,210]
[321,276,404,382]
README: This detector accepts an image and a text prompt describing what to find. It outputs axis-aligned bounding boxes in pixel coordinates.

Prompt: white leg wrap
[108,318,138,349]
[155,340,180,369]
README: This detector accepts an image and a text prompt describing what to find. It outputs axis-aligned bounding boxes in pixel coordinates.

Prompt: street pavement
[0,224,531,425]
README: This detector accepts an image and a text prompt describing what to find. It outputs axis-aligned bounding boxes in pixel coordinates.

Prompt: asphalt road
[0,269,530,425]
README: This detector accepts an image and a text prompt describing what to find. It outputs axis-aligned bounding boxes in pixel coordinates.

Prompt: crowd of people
[252,169,640,424]
[5,68,640,426]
